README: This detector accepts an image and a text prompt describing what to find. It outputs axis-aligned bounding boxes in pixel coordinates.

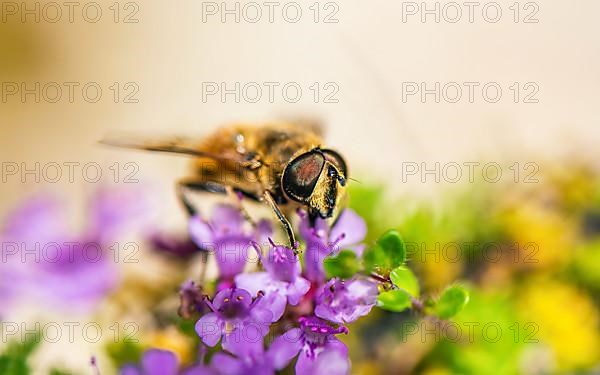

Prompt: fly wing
[99,134,245,164]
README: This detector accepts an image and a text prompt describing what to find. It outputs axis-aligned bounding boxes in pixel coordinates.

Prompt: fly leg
[262,190,298,253]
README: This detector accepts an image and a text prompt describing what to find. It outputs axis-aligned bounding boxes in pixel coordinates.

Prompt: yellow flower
[518,280,600,370]
[422,367,453,375]
[501,203,576,269]
[420,251,463,291]
[353,361,382,375]
[148,327,194,365]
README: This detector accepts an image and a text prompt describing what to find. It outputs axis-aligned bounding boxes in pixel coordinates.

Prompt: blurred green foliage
[106,339,144,369]
[348,163,600,374]
[429,285,469,320]
[0,332,40,375]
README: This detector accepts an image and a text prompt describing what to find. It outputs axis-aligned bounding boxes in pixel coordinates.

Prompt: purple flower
[195,288,274,356]
[299,209,367,282]
[120,348,215,375]
[178,280,210,319]
[149,232,201,259]
[189,205,271,278]
[315,278,379,324]
[210,332,299,375]
[31,241,117,308]
[234,241,310,321]
[1,188,146,314]
[274,316,350,375]
[88,186,156,243]
[1,196,63,315]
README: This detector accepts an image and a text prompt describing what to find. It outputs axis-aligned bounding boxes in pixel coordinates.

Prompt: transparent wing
[99,134,243,164]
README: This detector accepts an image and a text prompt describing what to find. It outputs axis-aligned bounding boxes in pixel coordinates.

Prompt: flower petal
[254,219,273,244]
[189,216,214,248]
[214,236,253,278]
[347,279,378,302]
[263,245,300,282]
[303,246,327,283]
[211,204,245,235]
[254,293,285,322]
[324,337,349,357]
[3,194,66,243]
[181,365,217,375]
[32,241,117,312]
[119,365,141,375]
[313,343,350,375]
[298,213,328,245]
[222,331,264,358]
[213,288,252,309]
[314,303,340,324]
[195,313,223,347]
[234,272,272,296]
[315,278,378,324]
[330,209,366,248]
[90,186,153,241]
[286,277,310,305]
[141,349,179,375]
[268,328,302,370]
[296,350,317,375]
[211,353,244,375]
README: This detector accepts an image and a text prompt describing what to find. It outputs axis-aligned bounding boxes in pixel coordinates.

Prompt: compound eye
[282,151,325,202]
[322,149,347,177]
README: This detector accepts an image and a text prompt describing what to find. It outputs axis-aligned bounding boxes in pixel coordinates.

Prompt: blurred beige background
[2,0,600,214]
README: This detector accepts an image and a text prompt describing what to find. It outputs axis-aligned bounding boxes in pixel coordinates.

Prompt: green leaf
[0,356,28,375]
[433,285,470,319]
[377,290,412,312]
[324,250,360,279]
[105,339,144,369]
[363,230,406,274]
[377,230,406,260]
[390,266,420,297]
[0,332,41,375]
